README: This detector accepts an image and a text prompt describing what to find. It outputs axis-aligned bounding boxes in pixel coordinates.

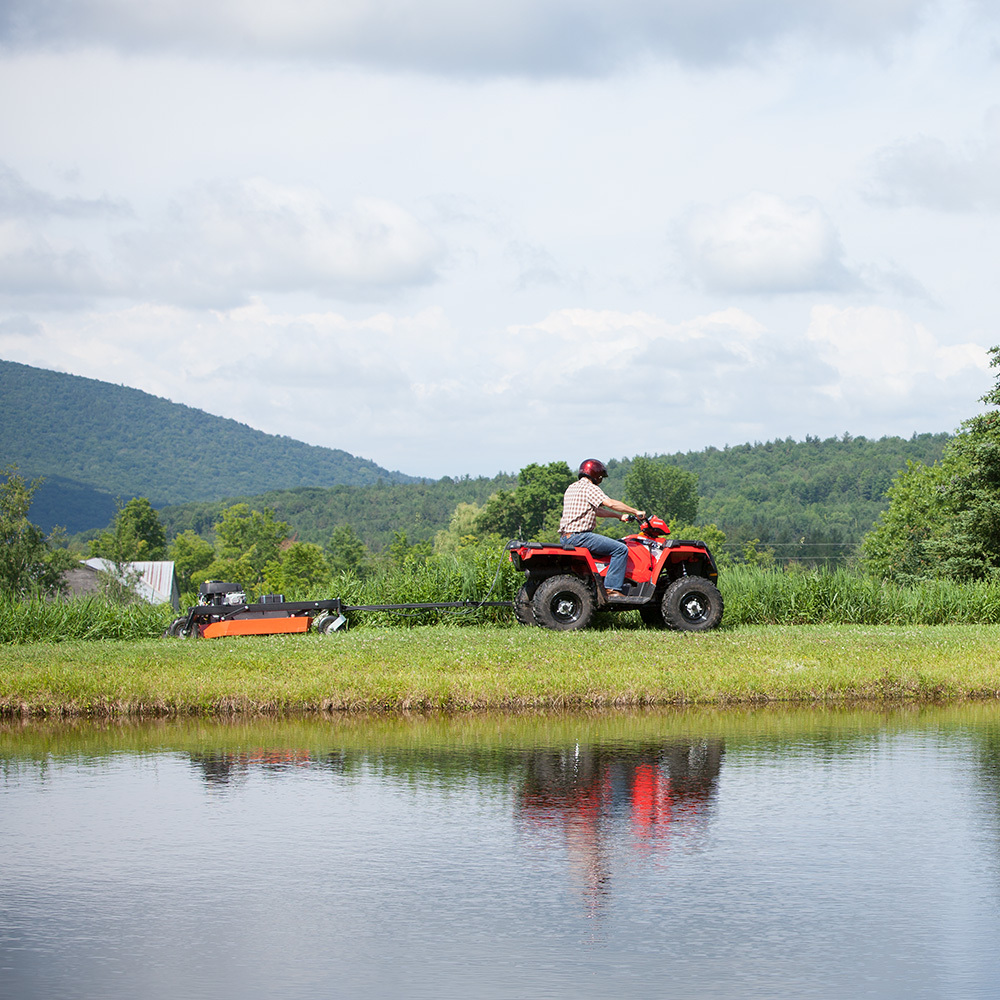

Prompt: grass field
[3,623,1000,717]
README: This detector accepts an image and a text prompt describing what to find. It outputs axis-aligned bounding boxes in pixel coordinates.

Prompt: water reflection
[4,706,1000,1000]
[517,741,723,912]
[181,734,726,918]
[189,748,344,785]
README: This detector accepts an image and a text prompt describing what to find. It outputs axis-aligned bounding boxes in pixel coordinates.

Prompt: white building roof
[84,559,180,609]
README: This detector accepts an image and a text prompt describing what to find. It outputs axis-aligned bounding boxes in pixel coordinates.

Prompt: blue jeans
[561,531,629,591]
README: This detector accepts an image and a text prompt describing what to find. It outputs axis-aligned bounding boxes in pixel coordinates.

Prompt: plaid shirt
[559,478,611,534]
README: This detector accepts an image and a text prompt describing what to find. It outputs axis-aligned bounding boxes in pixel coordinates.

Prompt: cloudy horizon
[1,0,997,478]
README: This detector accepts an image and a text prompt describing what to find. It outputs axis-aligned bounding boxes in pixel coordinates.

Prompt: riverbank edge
[3,623,1000,719]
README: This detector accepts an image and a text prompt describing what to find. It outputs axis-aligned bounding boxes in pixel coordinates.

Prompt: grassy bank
[3,624,1000,717]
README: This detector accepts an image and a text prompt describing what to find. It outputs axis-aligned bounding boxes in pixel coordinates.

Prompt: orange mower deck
[200,616,312,639]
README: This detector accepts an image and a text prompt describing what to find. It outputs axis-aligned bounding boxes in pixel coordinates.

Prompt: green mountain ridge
[2,359,953,561]
[154,433,952,564]
[0,358,414,532]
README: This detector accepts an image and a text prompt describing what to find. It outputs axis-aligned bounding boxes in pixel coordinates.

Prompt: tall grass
[720,564,1000,626]
[0,596,175,644]
[6,558,1000,644]
[314,546,522,626]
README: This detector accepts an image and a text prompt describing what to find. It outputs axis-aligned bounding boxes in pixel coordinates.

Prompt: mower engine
[198,581,248,606]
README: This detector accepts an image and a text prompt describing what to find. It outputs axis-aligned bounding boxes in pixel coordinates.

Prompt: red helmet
[578,459,608,483]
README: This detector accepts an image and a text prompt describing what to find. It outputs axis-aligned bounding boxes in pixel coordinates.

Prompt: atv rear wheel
[531,575,595,631]
[514,583,538,626]
[661,577,723,631]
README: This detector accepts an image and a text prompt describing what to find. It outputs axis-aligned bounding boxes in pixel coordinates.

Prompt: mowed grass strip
[4,624,1000,717]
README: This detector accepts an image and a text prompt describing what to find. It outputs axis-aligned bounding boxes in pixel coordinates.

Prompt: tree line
[9,360,997,605]
[148,432,948,569]
[862,347,1000,582]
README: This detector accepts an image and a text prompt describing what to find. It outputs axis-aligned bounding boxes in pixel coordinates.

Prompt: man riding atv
[559,459,646,600]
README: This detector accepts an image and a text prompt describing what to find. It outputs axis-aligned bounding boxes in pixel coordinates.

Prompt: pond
[3,705,1000,999]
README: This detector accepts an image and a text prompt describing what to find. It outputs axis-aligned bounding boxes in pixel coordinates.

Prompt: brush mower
[506,515,722,632]
[164,581,349,638]
[163,580,511,638]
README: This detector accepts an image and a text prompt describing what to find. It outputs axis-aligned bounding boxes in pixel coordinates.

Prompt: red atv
[506,516,722,632]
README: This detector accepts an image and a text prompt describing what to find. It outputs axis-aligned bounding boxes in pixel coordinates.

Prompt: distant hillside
[155,433,952,565]
[157,476,520,551]
[0,359,413,532]
[602,432,952,564]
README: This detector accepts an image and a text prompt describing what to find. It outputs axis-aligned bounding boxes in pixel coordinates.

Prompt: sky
[1,0,998,479]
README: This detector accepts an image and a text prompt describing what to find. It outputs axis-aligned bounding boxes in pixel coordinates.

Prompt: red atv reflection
[517,741,724,911]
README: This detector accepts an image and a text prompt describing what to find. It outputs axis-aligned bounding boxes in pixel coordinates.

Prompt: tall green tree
[326,524,371,576]
[863,346,1000,581]
[263,541,331,596]
[169,529,216,594]
[434,503,482,554]
[476,461,574,540]
[197,503,292,595]
[387,530,432,568]
[623,456,699,524]
[0,465,69,596]
[90,497,167,561]
[213,503,290,578]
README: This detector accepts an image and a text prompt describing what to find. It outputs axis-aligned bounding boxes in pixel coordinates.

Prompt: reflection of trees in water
[516,741,725,914]
[186,745,536,790]
[188,749,348,786]
[973,734,1000,857]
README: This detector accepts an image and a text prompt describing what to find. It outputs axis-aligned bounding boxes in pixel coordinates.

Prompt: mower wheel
[165,616,195,638]
[532,574,595,631]
[661,577,723,632]
[514,583,538,626]
[316,613,348,635]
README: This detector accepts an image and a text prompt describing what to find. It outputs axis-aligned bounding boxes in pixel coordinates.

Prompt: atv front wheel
[661,577,723,631]
[531,575,595,631]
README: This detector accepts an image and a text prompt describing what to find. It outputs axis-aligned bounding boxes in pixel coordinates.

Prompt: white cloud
[865,107,1000,211]
[0,162,130,219]
[806,303,991,403]
[1,299,991,475]
[0,175,442,308]
[0,220,110,301]
[118,179,444,307]
[0,0,944,75]
[677,193,857,295]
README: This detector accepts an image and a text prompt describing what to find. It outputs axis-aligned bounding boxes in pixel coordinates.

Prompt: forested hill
[0,359,413,532]
[3,354,953,558]
[602,433,952,563]
[156,433,951,565]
